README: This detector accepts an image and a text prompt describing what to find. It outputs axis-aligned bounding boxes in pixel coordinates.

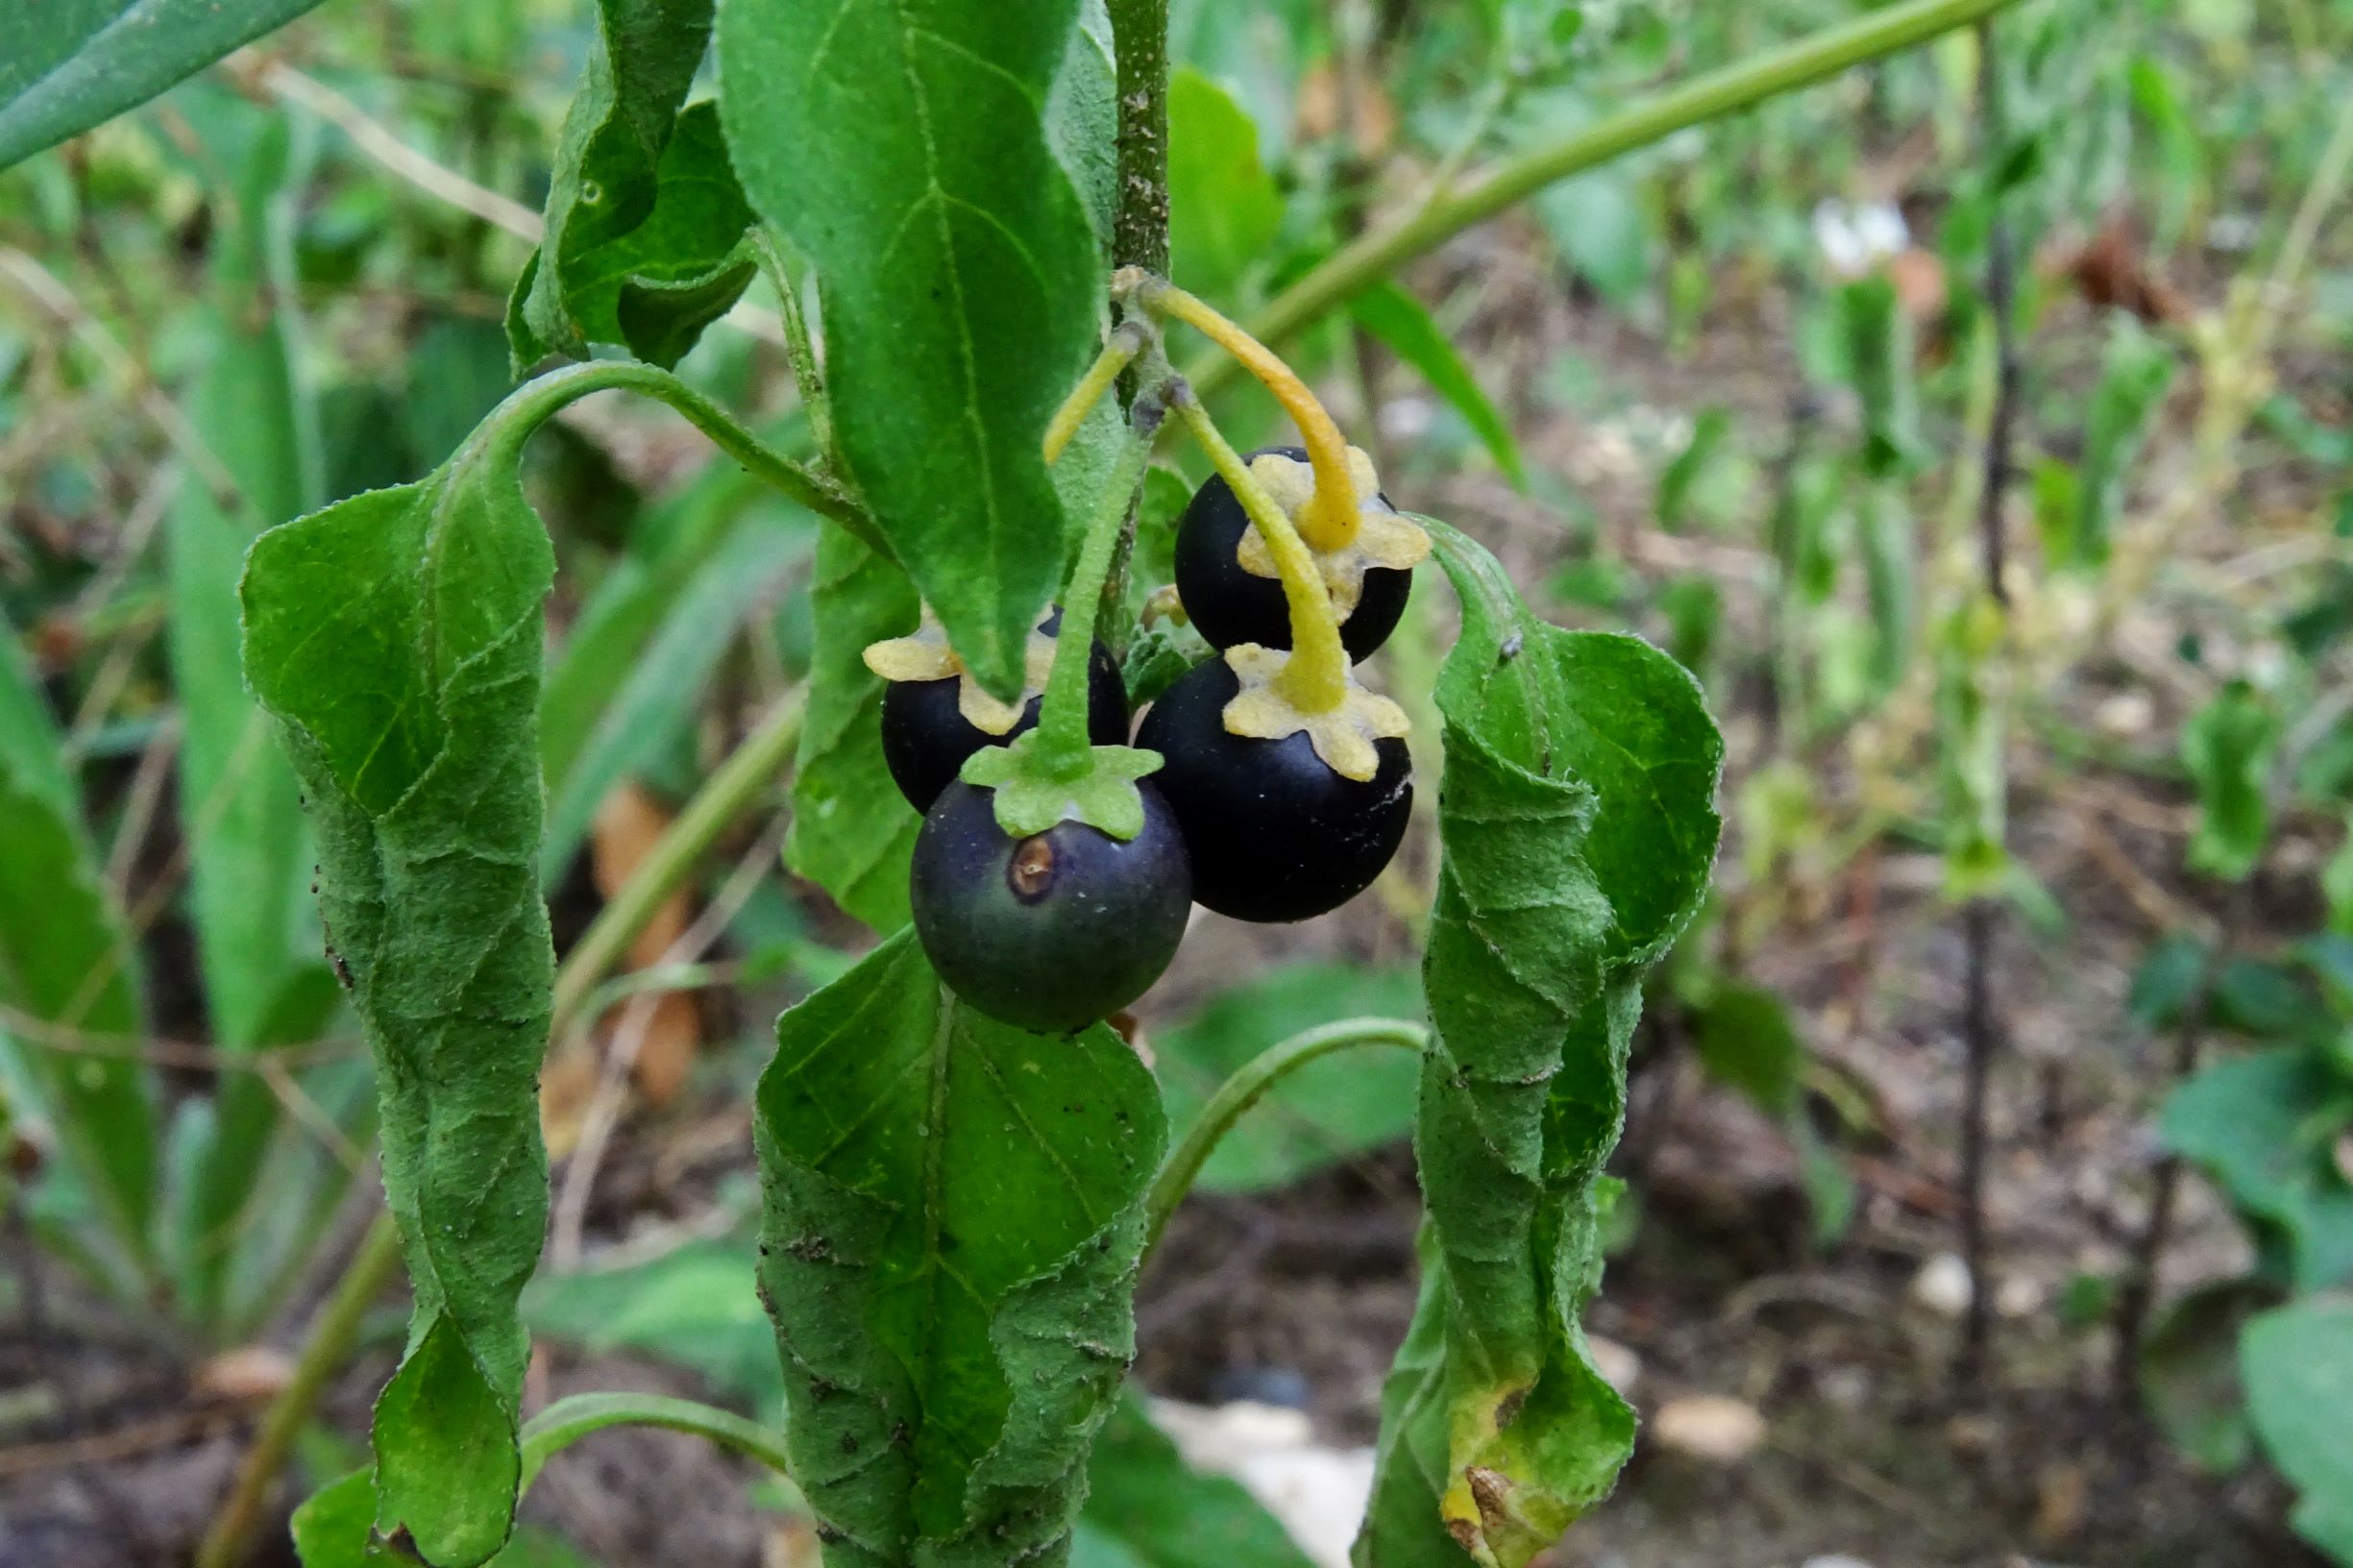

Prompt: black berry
[1173,446,1411,660]
[879,624,1128,812]
[1136,659,1411,923]
[909,781,1192,1033]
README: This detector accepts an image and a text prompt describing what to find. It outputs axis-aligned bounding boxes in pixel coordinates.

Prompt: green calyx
[961,732,1164,840]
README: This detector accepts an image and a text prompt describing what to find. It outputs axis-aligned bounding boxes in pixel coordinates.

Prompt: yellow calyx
[862,613,1058,735]
[1220,645,1408,783]
[1234,448,1432,619]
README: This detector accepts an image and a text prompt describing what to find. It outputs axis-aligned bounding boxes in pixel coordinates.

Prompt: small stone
[1911,1252,1973,1318]
[195,1346,295,1403]
[1650,1395,1765,1463]
[1802,1556,1877,1568]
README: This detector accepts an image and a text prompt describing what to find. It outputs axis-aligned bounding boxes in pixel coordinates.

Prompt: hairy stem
[1038,404,1163,766]
[749,228,834,462]
[1192,0,2029,396]
[1142,1018,1429,1264]
[1043,321,1150,465]
[1108,0,1172,275]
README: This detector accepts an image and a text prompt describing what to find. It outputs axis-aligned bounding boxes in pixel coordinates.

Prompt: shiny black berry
[1136,659,1411,923]
[909,781,1193,1033]
[880,630,1128,813]
[1173,446,1411,660]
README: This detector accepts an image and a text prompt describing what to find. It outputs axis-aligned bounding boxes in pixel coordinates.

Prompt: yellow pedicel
[861,613,1060,736]
[1219,644,1409,783]
[1233,448,1432,620]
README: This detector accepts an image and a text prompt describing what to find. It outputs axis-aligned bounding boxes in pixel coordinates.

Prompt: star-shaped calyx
[1233,447,1431,619]
[1220,644,1408,783]
[861,611,1058,733]
[960,734,1166,841]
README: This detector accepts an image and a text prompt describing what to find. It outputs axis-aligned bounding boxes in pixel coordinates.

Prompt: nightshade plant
[0,0,2039,1563]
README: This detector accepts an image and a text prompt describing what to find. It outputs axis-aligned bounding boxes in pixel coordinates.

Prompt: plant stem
[748,228,833,462]
[194,1213,404,1568]
[1038,405,1162,766]
[1168,387,1352,714]
[1192,0,2027,396]
[517,1391,796,1493]
[1108,0,1172,275]
[201,686,808,1561]
[1141,1017,1428,1264]
[551,687,807,1044]
[1952,13,2018,1394]
[1043,321,1149,465]
[1142,281,1361,551]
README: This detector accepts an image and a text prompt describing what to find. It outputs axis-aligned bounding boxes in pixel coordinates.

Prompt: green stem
[488,360,885,557]
[749,228,834,462]
[518,1391,796,1493]
[1037,403,1162,767]
[193,1213,404,1568]
[551,686,807,1043]
[1191,0,2026,395]
[200,686,807,1562]
[1108,0,1172,275]
[1141,1017,1429,1263]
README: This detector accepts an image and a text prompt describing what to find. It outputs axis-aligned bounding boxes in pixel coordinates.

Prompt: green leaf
[1690,981,1803,1118]
[1836,276,1923,478]
[756,927,1166,1566]
[2183,681,2280,881]
[2137,1276,2270,1473]
[717,0,1103,699]
[0,619,158,1255]
[1166,67,1284,302]
[2243,1297,2353,1564]
[1347,282,1527,488]
[242,381,577,1564]
[1533,171,1653,308]
[1076,1390,1314,1568]
[510,0,734,368]
[1362,521,1721,1568]
[785,528,921,931]
[0,0,329,171]
[1858,481,1916,697]
[1048,0,1118,254]
[2163,1049,2353,1292]
[1153,963,1423,1192]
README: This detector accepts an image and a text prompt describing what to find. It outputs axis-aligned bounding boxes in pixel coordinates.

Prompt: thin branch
[1108,0,1172,275]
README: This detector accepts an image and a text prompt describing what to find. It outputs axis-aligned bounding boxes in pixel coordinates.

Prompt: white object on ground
[1150,1398,1375,1568]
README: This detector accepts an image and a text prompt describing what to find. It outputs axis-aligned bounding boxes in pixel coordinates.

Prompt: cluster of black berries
[875,450,1414,1034]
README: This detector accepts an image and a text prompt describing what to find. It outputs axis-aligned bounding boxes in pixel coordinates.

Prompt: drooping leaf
[2163,1048,2353,1292]
[1153,963,1423,1192]
[0,618,157,1255]
[2243,1297,2353,1563]
[509,0,734,368]
[1166,67,1284,301]
[1361,521,1722,1568]
[755,928,1166,1567]
[2049,316,2175,570]
[784,528,921,931]
[2183,680,2280,881]
[0,0,329,171]
[1347,282,1526,488]
[717,0,1103,699]
[242,382,577,1564]
[1074,1390,1314,1568]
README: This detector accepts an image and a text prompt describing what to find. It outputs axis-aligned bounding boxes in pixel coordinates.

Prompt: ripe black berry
[1136,659,1411,923]
[1173,446,1411,660]
[879,627,1128,812]
[909,781,1192,1033]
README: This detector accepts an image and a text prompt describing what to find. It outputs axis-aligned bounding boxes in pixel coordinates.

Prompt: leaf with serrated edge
[243,402,563,1564]
[717,0,1102,699]
[757,927,1165,1568]
[787,528,922,931]
[1359,520,1721,1568]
